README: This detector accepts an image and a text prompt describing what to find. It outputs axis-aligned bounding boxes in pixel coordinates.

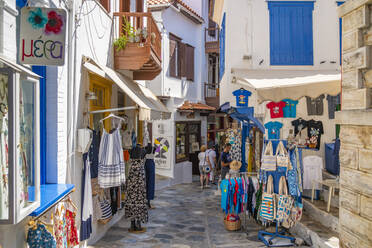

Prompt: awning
[0,55,40,79]
[220,102,265,133]
[83,59,170,121]
[232,69,341,103]
[212,0,224,26]
[177,101,216,112]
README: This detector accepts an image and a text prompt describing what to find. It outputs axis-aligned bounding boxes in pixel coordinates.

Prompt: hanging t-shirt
[233,88,251,107]
[264,121,283,140]
[307,120,324,150]
[306,94,325,116]
[291,118,308,136]
[327,94,341,119]
[282,99,299,118]
[266,101,286,118]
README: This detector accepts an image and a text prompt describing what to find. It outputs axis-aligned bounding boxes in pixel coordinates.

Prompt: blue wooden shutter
[337,2,345,65]
[219,13,226,80]
[269,1,314,65]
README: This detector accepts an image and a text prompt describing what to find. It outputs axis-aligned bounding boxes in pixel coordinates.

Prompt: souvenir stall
[232,72,342,200]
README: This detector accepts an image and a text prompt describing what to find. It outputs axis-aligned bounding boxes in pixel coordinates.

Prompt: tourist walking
[206,142,217,184]
[198,145,210,189]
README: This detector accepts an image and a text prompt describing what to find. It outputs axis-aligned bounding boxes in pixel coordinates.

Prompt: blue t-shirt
[282,99,299,118]
[264,121,283,140]
[233,89,251,107]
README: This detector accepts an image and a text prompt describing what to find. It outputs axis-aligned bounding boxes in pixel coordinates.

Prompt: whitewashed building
[146,0,218,181]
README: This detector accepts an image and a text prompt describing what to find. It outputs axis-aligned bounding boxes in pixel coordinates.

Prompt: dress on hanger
[98,124,125,188]
[144,145,155,201]
[80,153,93,242]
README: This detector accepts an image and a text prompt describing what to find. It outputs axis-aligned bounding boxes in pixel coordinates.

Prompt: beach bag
[276,176,294,223]
[98,195,112,222]
[282,201,303,229]
[259,175,276,221]
[261,141,276,171]
[276,141,290,168]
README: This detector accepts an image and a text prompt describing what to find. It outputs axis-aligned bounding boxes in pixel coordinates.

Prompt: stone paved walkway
[90,181,304,248]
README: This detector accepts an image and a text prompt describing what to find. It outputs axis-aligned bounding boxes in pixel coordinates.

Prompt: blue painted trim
[32,66,47,184]
[219,13,226,80]
[28,184,75,217]
[337,2,345,65]
[268,1,314,65]
[16,0,27,8]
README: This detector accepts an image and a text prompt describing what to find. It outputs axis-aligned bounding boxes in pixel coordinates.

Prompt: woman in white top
[198,145,210,189]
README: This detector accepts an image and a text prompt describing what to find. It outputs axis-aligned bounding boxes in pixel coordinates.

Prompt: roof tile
[178,101,216,111]
[148,0,203,21]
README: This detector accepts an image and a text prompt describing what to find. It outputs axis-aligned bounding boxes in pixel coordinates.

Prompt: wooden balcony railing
[205,27,219,53]
[204,83,220,109]
[113,12,162,62]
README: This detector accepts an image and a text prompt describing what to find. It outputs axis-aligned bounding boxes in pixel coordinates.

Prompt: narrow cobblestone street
[90,181,304,248]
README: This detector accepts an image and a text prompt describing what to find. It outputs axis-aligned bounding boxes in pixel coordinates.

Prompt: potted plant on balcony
[114,17,136,51]
[114,17,150,51]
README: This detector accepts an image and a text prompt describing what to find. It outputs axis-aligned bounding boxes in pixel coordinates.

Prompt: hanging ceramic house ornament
[19,7,67,66]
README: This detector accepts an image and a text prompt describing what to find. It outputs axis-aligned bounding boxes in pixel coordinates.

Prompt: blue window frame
[219,13,226,80]
[268,1,315,65]
[31,66,47,184]
[337,2,345,65]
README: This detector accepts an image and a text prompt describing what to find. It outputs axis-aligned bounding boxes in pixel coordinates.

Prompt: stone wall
[337,1,372,248]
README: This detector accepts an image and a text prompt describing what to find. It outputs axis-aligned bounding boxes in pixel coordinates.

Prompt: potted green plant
[114,17,136,51]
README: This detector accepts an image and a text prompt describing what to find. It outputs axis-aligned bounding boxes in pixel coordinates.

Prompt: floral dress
[54,204,67,248]
[66,209,79,247]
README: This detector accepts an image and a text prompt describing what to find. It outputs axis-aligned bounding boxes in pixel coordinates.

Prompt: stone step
[290,213,339,248]
[303,199,339,233]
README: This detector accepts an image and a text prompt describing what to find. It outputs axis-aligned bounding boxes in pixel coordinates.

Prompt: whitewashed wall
[219,0,342,107]
[147,3,206,102]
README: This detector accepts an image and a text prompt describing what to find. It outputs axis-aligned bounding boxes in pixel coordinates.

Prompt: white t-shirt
[207,149,216,168]
[198,152,207,166]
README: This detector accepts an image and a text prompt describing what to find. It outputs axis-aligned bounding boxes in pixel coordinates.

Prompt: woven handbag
[276,176,294,223]
[261,141,276,171]
[259,175,276,221]
[276,141,290,168]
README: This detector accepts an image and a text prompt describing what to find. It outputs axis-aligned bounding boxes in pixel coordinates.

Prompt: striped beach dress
[98,127,125,188]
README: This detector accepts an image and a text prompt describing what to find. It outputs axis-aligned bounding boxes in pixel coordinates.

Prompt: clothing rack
[85,106,137,115]
[225,171,258,232]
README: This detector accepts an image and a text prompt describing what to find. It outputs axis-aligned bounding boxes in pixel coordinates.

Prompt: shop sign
[19,7,67,66]
[154,136,171,170]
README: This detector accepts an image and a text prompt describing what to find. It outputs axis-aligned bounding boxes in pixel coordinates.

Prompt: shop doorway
[89,73,112,130]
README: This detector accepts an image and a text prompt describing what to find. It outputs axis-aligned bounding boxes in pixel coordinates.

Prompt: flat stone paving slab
[89,181,308,248]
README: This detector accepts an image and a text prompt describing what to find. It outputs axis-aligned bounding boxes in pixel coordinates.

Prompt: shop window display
[0,73,9,220]
[0,58,40,224]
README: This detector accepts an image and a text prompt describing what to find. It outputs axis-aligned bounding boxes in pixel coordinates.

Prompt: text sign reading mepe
[19,7,66,66]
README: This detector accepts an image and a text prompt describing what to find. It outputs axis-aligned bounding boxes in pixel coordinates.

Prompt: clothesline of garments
[27,201,79,248]
[80,115,155,241]
[220,175,259,217]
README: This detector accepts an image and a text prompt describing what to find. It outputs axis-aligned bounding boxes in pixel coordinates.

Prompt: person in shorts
[198,145,209,189]
[221,143,232,180]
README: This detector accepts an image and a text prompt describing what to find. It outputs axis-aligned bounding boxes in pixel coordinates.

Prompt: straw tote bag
[276,141,290,169]
[259,175,276,221]
[276,176,293,223]
[261,141,276,171]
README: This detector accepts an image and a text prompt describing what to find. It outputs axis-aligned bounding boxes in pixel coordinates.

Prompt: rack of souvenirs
[219,140,304,246]
[257,140,303,246]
